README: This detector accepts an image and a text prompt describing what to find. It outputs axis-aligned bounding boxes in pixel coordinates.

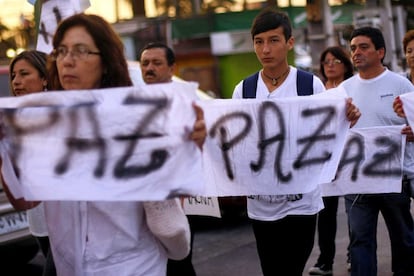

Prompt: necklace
[262,68,290,86]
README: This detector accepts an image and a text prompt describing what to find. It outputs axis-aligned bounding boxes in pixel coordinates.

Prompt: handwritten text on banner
[0,83,405,200]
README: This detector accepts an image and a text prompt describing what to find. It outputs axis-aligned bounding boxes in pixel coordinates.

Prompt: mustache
[145,71,156,77]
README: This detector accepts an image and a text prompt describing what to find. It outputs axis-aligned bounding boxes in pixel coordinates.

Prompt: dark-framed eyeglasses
[51,44,101,61]
[322,59,342,66]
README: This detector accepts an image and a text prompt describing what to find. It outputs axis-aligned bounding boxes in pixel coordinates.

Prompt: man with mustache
[140,42,176,84]
[139,42,197,276]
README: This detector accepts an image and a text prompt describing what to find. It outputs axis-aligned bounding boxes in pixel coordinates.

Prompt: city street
[192,197,396,276]
[26,197,408,275]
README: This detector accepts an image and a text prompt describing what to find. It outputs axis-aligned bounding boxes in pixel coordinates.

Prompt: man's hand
[189,102,206,150]
[393,96,406,118]
[402,125,414,142]
[346,98,361,128]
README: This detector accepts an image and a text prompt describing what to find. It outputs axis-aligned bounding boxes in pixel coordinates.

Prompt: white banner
[0,82,203,201]
[36,0,90,53]
[199,88,350,196]
[400,92,414,129]
[1,84,406,201]
[183,196,221,218]
[321,126,405,196]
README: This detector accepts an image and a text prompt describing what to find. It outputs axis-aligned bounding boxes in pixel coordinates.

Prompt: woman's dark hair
[319,46,354,82]
[48,13,132,90]
[403,30,414,54]
[251,8,292,41]
[9,50,49,95]
[139,42,175,66]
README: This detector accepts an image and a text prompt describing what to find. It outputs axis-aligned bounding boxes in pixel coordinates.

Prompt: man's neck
[358,65,385,80]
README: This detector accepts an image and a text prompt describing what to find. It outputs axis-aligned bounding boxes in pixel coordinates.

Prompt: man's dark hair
[350,26,386,61]
[250,8,292,41]
[139,42,175,66]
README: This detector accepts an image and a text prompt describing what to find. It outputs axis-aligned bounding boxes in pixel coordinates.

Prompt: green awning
[171,4,363,40]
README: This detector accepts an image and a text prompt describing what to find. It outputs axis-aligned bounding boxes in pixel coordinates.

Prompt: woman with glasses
[308,46,354,276]
[319,46,354,89]
[2,13,206,276]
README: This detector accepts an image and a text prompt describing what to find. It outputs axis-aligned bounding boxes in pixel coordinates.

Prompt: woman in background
[9,50,56,276]
[318,46,354,89]
[403,30,414,84]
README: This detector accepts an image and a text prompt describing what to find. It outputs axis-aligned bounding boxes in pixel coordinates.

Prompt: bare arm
[0,160,40,211]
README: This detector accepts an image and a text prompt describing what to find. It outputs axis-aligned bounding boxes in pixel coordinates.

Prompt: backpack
[242,69,314,98]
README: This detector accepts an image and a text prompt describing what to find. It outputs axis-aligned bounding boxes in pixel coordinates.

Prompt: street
[24,197,407,275]
[192,197,395,276]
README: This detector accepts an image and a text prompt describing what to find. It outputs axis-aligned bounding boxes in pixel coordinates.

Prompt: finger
[193,102,204,121]
[190,102,206,149]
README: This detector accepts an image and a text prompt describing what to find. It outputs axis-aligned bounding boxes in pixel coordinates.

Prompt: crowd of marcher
[1,6,414,276]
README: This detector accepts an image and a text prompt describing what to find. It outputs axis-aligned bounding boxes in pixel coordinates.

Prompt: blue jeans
[345,192,414,276]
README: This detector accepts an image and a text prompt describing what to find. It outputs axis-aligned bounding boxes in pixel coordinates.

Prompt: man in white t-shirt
[340,26,414,276]
[232,8,360,276]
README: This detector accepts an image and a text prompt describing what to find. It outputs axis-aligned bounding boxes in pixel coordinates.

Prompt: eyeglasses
[51,44,101,61]
[322,59,342,66]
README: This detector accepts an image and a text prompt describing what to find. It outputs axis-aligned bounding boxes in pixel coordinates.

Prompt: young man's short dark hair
[250,8,292,41]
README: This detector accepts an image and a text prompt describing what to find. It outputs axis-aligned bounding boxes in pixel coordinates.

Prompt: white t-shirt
[340,68,414,179]
[45,201,167,276]
[232,66,325,221]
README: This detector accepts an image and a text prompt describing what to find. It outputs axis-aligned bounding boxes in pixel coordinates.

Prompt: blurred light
[16,48,25,55]
[6,48,16,58]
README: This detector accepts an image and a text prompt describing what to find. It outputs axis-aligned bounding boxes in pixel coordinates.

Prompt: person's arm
[0,113,39,210]
[0,166,40,211]
[392,96,414,141]
[143,198,191,260]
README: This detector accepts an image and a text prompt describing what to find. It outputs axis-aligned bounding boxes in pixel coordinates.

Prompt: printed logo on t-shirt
[248,194,303,203]
[380,93,394,99]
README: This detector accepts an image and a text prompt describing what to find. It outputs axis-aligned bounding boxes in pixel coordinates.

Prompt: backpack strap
[296,69,314,96]
[242,72,259,98]
[242,69,313,98]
